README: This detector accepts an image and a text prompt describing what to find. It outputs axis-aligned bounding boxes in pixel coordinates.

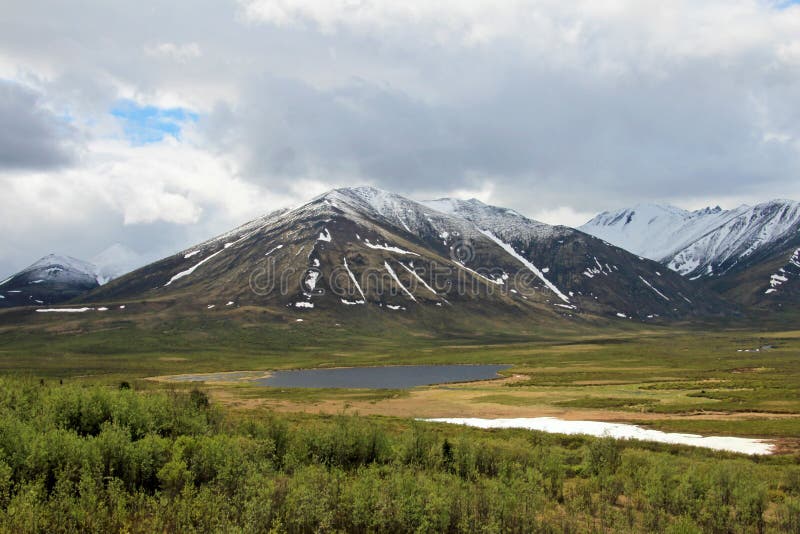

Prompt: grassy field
[0,309,799,444]
[1,309,800,531]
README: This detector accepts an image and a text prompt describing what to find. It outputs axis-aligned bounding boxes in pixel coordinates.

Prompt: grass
[0,309,799,441]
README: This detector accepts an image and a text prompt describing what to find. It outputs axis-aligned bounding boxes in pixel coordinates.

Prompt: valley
[1,187,799,532]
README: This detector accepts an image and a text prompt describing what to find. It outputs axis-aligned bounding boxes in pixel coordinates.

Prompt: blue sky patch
[110,100,198,145]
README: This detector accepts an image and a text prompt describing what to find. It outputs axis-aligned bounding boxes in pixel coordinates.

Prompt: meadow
[0,309,799,531]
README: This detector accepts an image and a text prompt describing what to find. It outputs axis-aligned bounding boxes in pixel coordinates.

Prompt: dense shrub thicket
[0,378,798,533]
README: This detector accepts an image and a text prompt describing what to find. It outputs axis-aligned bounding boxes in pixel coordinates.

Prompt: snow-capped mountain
[579,203,749,262]
[0,254,101,308]
[82,187,724,322]
[581,199,800,307]
[666,200,800,277]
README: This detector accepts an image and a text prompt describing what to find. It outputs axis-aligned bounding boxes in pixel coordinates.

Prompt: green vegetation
[1,312,800,531]
[1,377,799,533]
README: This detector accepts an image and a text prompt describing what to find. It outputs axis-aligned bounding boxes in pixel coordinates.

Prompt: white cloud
[144,42,202,63]
[533,206,598,228]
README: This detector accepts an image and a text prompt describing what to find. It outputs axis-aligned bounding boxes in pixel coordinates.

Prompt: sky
[1,0,800,277]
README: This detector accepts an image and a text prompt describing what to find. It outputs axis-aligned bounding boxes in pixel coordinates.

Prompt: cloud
[0,80,79,170]
[144,42,202,63]
[1,0,800,275]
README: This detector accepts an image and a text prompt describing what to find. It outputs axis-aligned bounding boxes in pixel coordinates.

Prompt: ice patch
[423,418,774,455]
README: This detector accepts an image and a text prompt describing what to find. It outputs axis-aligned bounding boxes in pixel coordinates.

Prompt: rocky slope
[79,187,724,323]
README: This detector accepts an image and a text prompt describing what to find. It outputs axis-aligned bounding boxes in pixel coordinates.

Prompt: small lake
[255,364,511,389]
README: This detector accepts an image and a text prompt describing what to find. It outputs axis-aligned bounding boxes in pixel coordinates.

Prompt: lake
[255,364,511,389]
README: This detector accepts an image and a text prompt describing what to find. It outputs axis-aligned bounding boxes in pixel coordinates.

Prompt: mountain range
[580,200,800,307]
[2,187,797,321]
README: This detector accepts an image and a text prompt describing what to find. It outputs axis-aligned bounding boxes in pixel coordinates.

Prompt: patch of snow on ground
[479,230,571,303]
[386,304,405,310]
[364,239,419,255]
[294,301,314,308]
[384,261,417,301]
[226,301,235,306]
[36,308,94,313]
[207,305,215,309]
[29,280,44,284]
[265,245,283,256]
[0,276,13,287]
[97,307,108,311]
[318,228,332,242]
[399,262,438,297]
[341,299,366,305]
[165,249,225,286]
[616,312,627,318]
[424,418,773,455]
[184,250,201,259]
[303,270,320,294]
[456,263,504,286]
[638,276,670,301]
[342,258,366,302]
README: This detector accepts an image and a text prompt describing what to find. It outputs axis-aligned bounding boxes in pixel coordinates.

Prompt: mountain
[0,255,100,308]
[579,203,749,262]
[666,200,800,277]
[82,187,723,322]
[581,199,800,308]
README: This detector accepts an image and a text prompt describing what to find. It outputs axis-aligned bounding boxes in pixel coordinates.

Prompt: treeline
[0,378,798,533]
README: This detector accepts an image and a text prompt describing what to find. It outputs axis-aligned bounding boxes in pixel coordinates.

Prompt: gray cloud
[0,81,79,170]
[1,0,800,276]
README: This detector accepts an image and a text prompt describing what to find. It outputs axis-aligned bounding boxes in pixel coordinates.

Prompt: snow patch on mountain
[479,230,571,303]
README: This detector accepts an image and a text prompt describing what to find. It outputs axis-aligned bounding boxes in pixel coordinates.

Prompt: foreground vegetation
[0,378,799,533]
